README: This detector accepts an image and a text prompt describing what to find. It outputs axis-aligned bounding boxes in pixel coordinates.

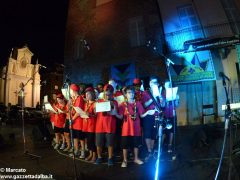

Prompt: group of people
[48,76,179,168]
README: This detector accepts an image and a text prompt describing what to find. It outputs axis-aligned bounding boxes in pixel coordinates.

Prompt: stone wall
[64,0,166,85]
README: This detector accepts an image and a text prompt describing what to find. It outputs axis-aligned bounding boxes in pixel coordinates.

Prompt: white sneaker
[63,147,70,152]
[60,143,65,150]
[121,161,127,168]
[79,150,85,159]
[69,150,80,157]
[54,143,60,150]
[68,148,73,153]
[134,159,143,165]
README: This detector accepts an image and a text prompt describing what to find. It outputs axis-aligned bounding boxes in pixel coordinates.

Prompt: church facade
[0,46,41,107]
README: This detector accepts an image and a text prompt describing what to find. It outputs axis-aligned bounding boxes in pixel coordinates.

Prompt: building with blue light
[157,0,240,125]
[64,0,240,124]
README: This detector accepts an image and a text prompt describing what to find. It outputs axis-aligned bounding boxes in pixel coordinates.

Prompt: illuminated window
[178,5,199,28]
[128,16,146,47]
[96,0,112,6]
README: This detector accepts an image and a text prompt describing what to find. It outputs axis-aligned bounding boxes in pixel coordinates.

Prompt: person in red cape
[133,78,143,101]
[69,84,85,158]
[95,84,120,166]
[53,93,67,150]
[108,78,123,98]
[118,86,155,168]
[108,78,124,155]
[82,87,97,162]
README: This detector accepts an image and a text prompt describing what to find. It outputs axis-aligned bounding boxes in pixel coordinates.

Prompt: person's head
[97,83,104,93]
[85,87,96,101]
[79,83,86,94]
[70,84,80,98]
[149,76,159,89]
[103,84,114,100]
[125,85,135,101]
[94,88,99,99]
[56,93,65,104]
[52,94,57,101]
[108,78,117,89]
[133,78,142,91]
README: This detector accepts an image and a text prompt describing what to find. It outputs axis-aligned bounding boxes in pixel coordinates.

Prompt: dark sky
[0,0,69,68]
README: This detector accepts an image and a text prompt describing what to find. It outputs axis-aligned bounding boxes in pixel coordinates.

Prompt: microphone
[60,64,65,67]
[219,72,230,81]
[39,64,47,69]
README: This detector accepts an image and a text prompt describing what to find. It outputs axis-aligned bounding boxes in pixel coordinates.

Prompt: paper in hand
[56,107,64,113]
[44,95,48,103]
[45,103,57,113]
[96,101,111,112]
[152,85,160,97]
[114,95,125,105]
[166,87,178,101]
[73,106,89,118]
[61,88,70,101]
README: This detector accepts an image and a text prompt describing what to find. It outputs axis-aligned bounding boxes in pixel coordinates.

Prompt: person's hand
[146,109,155,116]
[154,107,160,113]
[152,85,160,97]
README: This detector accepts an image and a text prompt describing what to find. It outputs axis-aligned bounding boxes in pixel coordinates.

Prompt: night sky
[0,0,69,68]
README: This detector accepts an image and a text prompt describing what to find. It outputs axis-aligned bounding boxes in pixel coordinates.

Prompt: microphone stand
[147,47,176,180]
[62,77,79,180]
[160,53,177,160]
[154,120,163,180]
[214,77,233,180]
[147,90,164,180]
[18,66,42,159]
